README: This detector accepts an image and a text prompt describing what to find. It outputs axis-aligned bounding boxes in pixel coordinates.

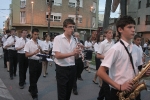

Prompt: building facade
[8,0,99,39]
[128,0,150,43]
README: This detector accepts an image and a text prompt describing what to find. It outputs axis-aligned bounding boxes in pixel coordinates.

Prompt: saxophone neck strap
[120,40,136,75]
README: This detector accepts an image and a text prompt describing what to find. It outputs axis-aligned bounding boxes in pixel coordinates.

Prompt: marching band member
[42,34,51,77]
[2,30,10,71]
[4,28,19,80]
[97,16,150,100]
[24,28,42,100]
[97,28,114,100]
[15,29,29,89]
[52,19,81,100]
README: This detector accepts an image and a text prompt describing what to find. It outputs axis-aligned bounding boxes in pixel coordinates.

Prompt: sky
[0,0,120,30]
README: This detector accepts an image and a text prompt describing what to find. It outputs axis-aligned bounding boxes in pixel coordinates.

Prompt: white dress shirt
[52,33,76,66]
[2,34,8,43]
[97,39,114,60]
[84,41,93,51]
[24,39,41,60]
[94,42,100,53]
[42,40,51,51]
[101,39,143,88]
[4,35,19,50]
[15,37,29,53]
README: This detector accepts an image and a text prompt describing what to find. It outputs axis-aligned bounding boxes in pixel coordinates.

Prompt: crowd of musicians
[1,16,150,100]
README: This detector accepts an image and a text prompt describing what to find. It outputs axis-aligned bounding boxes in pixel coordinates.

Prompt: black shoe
[84,66,88,69]
[4,66,7,68]
[10,77,13,80]
[20,85,24,89]
[78,78,83,81]
[92,80,98,84]
[7,70,9,72]
[73,90,78,95]
[43,75,46,77]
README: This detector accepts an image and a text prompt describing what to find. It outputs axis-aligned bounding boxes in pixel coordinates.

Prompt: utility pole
[102,0,112,32]
[120,0,127,16]
[75,0,80,32]
[48,0,52,35]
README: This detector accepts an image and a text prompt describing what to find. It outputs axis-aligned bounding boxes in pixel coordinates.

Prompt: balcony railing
[145,21,150,25]
[20,1,26,8]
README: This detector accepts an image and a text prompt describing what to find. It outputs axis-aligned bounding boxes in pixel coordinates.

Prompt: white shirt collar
[121,39,133,53]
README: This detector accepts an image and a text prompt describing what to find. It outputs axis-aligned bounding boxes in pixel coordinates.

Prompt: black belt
[56,64,75,69]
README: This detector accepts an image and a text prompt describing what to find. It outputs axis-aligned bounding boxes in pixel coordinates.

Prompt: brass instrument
[118,61,150,100]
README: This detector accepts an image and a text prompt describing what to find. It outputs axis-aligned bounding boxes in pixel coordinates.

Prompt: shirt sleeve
[84,41,88,47]
[24,42,30,52]
[137,48,143,66]
[101,48,118,68]
[97,43,104,54]
[52,36,61,52]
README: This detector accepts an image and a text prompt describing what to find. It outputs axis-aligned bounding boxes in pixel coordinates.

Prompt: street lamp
[31,1,34,32]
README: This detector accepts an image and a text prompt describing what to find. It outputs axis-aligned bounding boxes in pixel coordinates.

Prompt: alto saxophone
[118,61,150,100]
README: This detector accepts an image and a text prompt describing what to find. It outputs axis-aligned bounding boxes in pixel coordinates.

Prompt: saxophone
[118,61,150,100]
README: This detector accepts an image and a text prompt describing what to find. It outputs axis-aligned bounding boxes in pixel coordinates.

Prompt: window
[20,0,26,8]
[46,0,62,6]
[146,15,150,25]
[91,2,96,13]
[50,13,61,22]
[138,1,141,9]
[20,11,26,24]
[147,0,150,7]
[68,2,75,7]
[68,0,83,7]
[46,0,54,5]
[78,17,82,23]
[137,17,140,25]
[46,12,49,19]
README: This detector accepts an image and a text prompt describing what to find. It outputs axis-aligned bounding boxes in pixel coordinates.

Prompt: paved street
[0,58,150,100]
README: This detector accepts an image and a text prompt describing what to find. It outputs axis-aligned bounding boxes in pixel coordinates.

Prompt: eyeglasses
[67,26,75,29]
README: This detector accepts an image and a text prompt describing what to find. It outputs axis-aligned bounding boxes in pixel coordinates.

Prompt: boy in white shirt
[52,19,81,100]
[98,16,150,100]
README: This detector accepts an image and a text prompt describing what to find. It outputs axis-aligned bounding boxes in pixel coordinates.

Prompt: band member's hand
[34,49,40,55]
[73,47,81,56]
[145,68,150,76]
[121,81,133,92]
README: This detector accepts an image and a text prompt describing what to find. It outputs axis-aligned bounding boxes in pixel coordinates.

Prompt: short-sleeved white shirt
[52,33,76,67]
[94,42,100,53]
[97,39,114,60]
[4,35,19,50]
[101,39,143,88]
[84,41,93,51]
[42,40,51,51]
[15,37,29,53]
[24,39,41,60]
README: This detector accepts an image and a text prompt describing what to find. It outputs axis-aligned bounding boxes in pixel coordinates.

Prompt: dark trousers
[28,59,42,98]
[56,64,76,100]
[8,50,18,78]
[110,88,141,100]
[95,56,101,70]
[97,71,110,100]
[3,49,8,68]
[18,53,28,86]
[73,58,84,91]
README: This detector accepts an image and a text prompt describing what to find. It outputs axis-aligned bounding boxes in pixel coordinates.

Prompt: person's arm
[96,43,104,59]
[25,49,39,57]
[15,39,25,50]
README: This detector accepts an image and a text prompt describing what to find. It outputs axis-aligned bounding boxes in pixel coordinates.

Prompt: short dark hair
[134,35,141,40]
[116,16,136,36]
[5,30,10,33]
[21,29,27,33]
[43,34,50,40]
[32,28,39,34]
[63,19,75,27]
[10,28,16,32]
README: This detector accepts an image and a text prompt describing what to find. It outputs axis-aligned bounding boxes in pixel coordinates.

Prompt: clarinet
[74,37,85,61]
